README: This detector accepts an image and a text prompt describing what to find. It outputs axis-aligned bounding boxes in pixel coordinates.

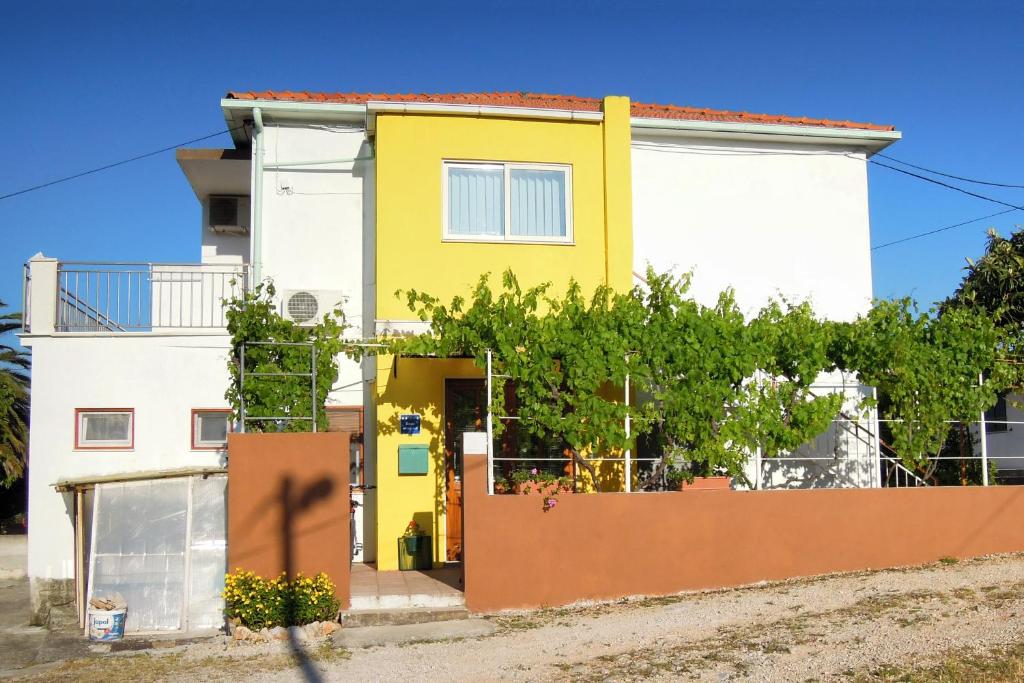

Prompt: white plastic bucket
[88,608,127,641]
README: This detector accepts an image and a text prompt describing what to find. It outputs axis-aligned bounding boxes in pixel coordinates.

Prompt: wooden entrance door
[444,379,485,562]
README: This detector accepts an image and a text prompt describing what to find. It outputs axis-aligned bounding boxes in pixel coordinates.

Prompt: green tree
[0,302,29,486]
[930,227,1024,483]
[946,228,1024,331]
[398,272,634,483]
[398,269,845,488]
[831,298,1014,477]
[628,270,841,485]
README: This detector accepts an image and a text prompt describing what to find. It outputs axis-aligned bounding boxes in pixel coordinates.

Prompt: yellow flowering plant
[223,569,339,629]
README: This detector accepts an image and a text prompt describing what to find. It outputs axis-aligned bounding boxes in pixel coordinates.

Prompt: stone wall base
[29,577,76,628]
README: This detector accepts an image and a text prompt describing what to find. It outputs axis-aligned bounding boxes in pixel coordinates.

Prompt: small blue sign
[400,414,422,435]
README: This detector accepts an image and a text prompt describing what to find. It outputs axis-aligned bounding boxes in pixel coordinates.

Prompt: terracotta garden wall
[227,432,350,608]
[462,451,1024,612]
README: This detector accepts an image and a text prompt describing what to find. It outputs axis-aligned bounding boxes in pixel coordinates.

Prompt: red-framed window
[191,409,233,450]
[75,408,134,450]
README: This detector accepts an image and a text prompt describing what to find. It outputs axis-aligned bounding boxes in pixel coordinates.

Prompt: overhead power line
[876,153,1024,189]
[0,126,245,202]
[866,158,1024,213]
[865,158,1024,250]
[871,208,1019,251]
[1,122,1019,253]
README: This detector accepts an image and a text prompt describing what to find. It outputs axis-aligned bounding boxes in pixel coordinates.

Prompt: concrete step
[348,593,465,611]
[340,606,470,628]
[333,618,494,648]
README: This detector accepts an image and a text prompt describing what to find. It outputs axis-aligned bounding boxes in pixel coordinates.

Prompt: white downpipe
[624,370,632,493]
[980,373,990,487]
[486,349,494,495]
[252,108,265,283]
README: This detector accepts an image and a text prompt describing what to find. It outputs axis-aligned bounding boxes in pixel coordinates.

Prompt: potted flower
[397,520,432,570]
[510,468,573,496]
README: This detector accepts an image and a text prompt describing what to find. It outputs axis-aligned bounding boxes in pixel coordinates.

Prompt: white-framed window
[76,409,134,449]
[192,409,232,449]
[443,161,573,243]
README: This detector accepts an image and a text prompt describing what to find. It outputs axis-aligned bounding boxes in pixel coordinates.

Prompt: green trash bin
[397,534,432,570]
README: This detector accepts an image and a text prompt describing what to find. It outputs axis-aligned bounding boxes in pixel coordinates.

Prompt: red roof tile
[225,90,894,132]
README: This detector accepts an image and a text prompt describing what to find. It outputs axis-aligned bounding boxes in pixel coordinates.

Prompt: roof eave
[363,100,602,135]
[630,116,901,155]
[220,97,901,154]
[220,98,368,146]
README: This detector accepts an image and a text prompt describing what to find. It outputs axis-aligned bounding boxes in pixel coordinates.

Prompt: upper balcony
[22,256,249,335]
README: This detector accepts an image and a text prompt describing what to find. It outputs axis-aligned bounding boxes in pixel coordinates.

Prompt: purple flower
[530,467,538,475]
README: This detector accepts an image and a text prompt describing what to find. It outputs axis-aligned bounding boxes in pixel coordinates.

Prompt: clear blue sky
[1,1,1022,324]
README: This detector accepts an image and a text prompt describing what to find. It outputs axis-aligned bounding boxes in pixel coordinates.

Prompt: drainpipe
[252,107,265,283]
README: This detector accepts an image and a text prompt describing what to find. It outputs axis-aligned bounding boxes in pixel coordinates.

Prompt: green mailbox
[398,444,429,475]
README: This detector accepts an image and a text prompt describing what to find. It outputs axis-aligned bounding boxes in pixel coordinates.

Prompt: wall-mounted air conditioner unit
[207,195,250,235]
[280,290,346,326]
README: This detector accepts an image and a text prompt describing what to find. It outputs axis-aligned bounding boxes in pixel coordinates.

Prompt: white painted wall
[257,121,377,559]
[631,135,873,321]
[23,334,231,581]
[22,120,380,581]
[258,122,372,409]
[632,135,879,488]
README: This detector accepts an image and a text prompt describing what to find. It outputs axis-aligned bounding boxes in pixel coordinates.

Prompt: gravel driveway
[14,553,1024,681]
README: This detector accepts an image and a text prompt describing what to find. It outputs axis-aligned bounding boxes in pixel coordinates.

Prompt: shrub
[289,573,341,626]
[224,569,340,629]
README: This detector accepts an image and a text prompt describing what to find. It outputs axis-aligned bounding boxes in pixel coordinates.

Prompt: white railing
[53,262,249,332]
[480,368,1024,492]
[880,454,929,487]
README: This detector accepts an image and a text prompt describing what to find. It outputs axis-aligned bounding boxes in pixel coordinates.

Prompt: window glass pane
[448,167,504,236]
[83,413,130,443]
[510,169,566,237]
[196,412,229,444]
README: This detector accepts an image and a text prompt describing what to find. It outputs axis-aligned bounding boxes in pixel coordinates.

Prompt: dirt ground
[10,554,1024,682]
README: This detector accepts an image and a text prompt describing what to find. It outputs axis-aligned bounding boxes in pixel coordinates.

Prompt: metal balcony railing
[54,262,249,332]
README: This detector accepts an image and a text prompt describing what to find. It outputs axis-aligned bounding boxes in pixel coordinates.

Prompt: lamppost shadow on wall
[280,475,334,683]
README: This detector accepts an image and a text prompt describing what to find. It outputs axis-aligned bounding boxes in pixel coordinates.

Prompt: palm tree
[0,302,29,486]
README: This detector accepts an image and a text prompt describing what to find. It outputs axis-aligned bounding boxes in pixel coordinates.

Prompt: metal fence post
[979,372,989,486]
[872,386,882,488]
[753,370,762,490]
[624,368,632,494]
[486,349,494,495]
[311,345,318,433]
[239,342,246,433]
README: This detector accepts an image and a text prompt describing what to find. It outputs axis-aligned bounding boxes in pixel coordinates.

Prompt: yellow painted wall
[375,107,632,317]
[374,357,479,569]
[373,99,633,569]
